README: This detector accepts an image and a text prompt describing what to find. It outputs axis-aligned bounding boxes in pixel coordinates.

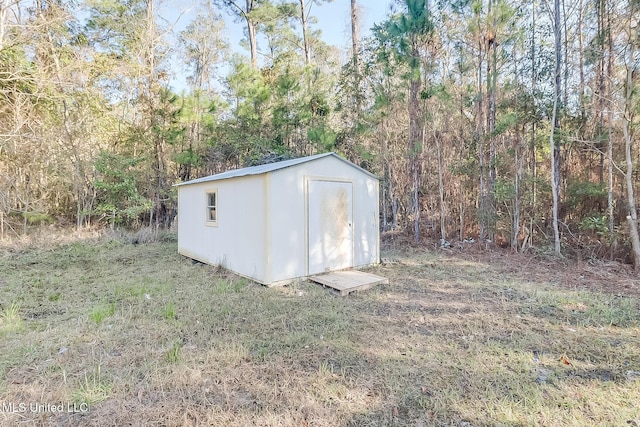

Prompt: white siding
[178,175,267,283]
[267,156,379,283]
[266,168,306,282]
[178,154,379,286]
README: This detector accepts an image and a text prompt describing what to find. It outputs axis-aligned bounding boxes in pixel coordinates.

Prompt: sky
[161,0,397,92]
[296,1,396,50]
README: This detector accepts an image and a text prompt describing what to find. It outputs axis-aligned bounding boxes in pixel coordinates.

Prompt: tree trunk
[550,0,561,254]
[381,119,388,231]
[219,1,259,69]
[606,0,614,236]
[412,158,420,242]
[436,133,446,244]
[623,21,640,270]
[528,0,537,250]
[597,0,606,182]
[0,0,14,51]
[459,198,464,242]
[512,60,521,251]
[457,73,466,242]
[476,19,485,241]
[351,0,359,71]
[350,0,360,114]
[409,74,423,242]
[247,13,258,69]
[37,0,93,230]
[624,117,640,269]
[300,0,310,64]
[513,126,522,251]
[562,0,568,111]
[577,0,585,127]
[486,0,497,242]
[22,175,29,236]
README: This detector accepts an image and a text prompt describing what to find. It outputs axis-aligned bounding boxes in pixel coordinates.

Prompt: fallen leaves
[559,354,573,366]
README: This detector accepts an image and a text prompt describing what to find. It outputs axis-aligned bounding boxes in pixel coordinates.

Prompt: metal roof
[174,152,377,186]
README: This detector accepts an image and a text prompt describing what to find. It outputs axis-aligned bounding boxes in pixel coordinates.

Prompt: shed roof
[174,152,377,186]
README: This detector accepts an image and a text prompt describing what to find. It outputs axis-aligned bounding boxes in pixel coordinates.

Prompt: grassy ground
[0,233,639,426]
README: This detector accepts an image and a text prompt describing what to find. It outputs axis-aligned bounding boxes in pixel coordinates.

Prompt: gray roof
[174,152,377,186]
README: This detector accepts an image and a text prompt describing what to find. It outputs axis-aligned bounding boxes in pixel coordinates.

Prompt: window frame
[205,189,218,226]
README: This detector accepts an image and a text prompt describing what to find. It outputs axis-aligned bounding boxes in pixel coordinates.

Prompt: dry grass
[0,234,639,426]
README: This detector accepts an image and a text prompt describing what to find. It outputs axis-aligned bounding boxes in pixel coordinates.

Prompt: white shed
[175,152,380,286]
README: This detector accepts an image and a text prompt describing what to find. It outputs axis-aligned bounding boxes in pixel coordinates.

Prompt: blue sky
[302,1,396,49]
[161,0,397,92]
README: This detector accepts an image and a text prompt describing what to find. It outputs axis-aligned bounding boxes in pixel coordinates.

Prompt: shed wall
[177,175,267,282]
[267,156,379,283]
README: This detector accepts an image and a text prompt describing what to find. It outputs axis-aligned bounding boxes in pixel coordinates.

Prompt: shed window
[206,191,217,223]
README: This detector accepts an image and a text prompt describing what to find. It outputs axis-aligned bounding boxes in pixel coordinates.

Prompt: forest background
[2,0,640,266]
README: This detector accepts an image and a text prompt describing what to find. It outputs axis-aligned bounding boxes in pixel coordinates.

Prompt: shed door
[308,180,353,275]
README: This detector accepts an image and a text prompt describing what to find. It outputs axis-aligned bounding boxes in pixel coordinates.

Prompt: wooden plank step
[309,270,389,296]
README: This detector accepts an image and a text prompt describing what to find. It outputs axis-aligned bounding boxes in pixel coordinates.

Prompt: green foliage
[23,212,54,226]
[421,84,451,101]
[309,93,330,117]
[4,0,636,260]
[178,6,228,91]
[565,181,607,215]
[307,126,336,151]
[0,303,23,335]
[165,340,182,363]
[494,112,518,136]
[177,93,222,130]
[578,216,609,236]
[227,59,271,108]
[374,0,434,73]
[494,178,515,204]
[85,0,147,55]
[212,278,247,295]
[0,46,36,94]
[152,89,182,141]
[89,302,115,324]
[163,302,176,320]
[93,151,152,227]
[173,149,200,168]
[218,57,278,159]
[71,365,112,406]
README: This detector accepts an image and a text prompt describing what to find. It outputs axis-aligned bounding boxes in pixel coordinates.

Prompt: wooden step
[309,270,389,296]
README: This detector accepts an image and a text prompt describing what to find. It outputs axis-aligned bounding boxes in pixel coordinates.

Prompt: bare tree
[435,131,446,245]
[215,0,260,69]
[350,0,360,113]
[622,10,640,269]
[0,0,21,51]
[550,0,562,254]
[299,0,310,64]
[297,0,332,65]
[486,0,497,242]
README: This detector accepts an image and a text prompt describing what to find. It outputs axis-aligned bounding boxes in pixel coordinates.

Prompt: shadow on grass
[0,240,639,426]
